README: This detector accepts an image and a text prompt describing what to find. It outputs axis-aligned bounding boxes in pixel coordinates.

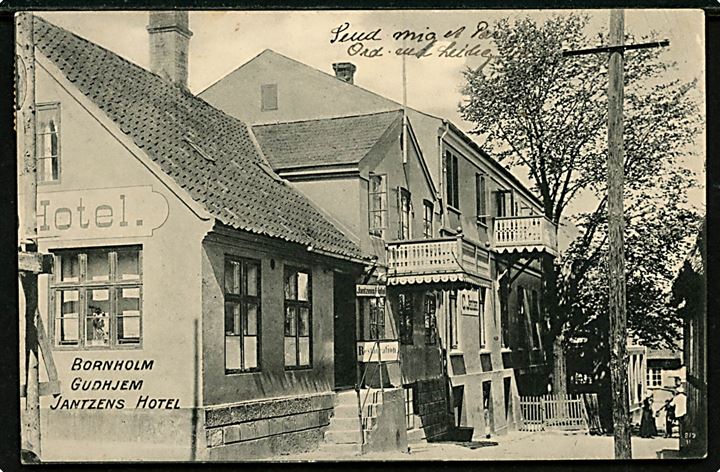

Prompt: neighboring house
[21,14,366,461]
[200,49,559,440]
[626,338,648,424]
[673,223,705,457]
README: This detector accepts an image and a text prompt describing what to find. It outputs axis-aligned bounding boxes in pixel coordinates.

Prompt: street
[285,432,679,461]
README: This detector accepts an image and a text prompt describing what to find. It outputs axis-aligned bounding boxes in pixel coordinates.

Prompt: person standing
[671,386,687,439]
[639,394,658,438]
[656,398,676,438]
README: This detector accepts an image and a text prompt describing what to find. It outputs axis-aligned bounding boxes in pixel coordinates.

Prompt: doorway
[333,273,357,389]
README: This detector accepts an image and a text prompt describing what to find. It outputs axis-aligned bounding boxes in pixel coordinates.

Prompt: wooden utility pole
[562,9,669,459]
[606,10,631,459]
[17,11,41,459]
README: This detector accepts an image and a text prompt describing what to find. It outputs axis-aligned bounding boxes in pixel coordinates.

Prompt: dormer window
[261,84,278,111]
[37,103,61,183]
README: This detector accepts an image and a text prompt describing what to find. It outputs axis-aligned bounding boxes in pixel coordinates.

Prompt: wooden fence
[519,393,597,432]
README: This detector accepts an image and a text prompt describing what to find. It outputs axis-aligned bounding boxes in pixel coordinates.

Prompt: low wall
[363,388,408,454]
[415,377,451,440]
[203,392,334,460]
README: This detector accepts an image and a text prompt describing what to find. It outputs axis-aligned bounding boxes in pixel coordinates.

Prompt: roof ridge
[252,109,403,128]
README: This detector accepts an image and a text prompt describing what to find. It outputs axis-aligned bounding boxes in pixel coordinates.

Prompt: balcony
[386,235,490,286]
[493,215,558,257]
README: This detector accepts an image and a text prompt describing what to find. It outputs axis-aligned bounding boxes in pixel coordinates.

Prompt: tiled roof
[34,16,362,260]
[252,111,402,169]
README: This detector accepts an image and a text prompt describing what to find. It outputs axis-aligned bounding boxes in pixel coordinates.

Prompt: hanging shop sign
[36,186,169,240]
[356,284,386,298]
[356,340,399,362]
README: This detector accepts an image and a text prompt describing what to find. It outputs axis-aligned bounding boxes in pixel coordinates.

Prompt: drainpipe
[438,121,450,232]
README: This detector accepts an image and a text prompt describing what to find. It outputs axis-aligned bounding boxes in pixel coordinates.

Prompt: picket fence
[519,393,597,432]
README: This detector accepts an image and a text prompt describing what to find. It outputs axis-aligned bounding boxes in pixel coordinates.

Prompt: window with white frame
[476,173,487,224]
[399,187,412,240]
[224,257,261,373]
[449,290,459,349]
[647,367,662,387]
[479,287,487,349]
[424,293,437,345]
[398,292,413,345]
[37,103,61,183]
[369,174,388,237]
[444,150,459,209]
[368,297,385,340]
[51,246,141,348]
[422,200,433,238]
[284,267,312,368]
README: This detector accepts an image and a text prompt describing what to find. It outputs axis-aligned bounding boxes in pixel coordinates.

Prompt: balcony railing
[493,215,558,256]
[386,235,490,279]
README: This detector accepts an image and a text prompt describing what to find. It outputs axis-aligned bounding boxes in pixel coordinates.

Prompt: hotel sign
[356,284,386,297]
[37,186,169,240]
[460,289,479,316]
[356,340,399,362]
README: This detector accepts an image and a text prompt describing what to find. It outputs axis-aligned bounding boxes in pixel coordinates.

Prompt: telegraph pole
[17,11,41,458]
[606,10,631,459]
[563,9,668,459]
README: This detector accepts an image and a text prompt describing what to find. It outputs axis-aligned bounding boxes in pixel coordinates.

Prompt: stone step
[324,429,364,444]
[327,416,364,432]
[407,427,427,444]
[317,442,362,456]
[333,403,380,418]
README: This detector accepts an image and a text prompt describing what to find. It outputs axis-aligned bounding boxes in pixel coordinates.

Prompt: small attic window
[261,84,278,111]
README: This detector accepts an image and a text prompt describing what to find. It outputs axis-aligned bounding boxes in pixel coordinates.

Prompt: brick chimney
[332,62,357,84]
[147,11,192,88]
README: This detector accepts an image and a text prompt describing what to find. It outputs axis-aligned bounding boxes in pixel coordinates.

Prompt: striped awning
[387,271,486,287]
[494,245,559,258]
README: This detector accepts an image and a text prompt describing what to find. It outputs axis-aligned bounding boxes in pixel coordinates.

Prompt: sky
[37,9,706,215]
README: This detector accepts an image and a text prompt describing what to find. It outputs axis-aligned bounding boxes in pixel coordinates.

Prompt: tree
[459,13,702,395]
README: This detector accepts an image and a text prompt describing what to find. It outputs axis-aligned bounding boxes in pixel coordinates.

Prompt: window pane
[86,294,110,347]
[299,337,310,366]
[372,213,384,229]
[299,307,310,336]
[246,263,258,296]
[87,251,110,281]
[56,290,79,343]
[370,175,384,193]
[58,316,79,343]
[285,306,296,335]
[119,287,140,311]
[246,303,258,336]
[297,272,309,301]
[51,156,60,181]
[284,337,297,366]
[117,316,140,342]
[284,272,297,300]
[118,249,141,280]
[225,260,240,294]
[60,255,80,282]
[244,336,258,369]
[225,335,241,371]
[39,157,55,183]
[225,302,241,335]
[371,193,387,212]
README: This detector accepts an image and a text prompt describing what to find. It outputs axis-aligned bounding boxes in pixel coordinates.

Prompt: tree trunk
[552,335,568,395]
[541,255,567,395]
